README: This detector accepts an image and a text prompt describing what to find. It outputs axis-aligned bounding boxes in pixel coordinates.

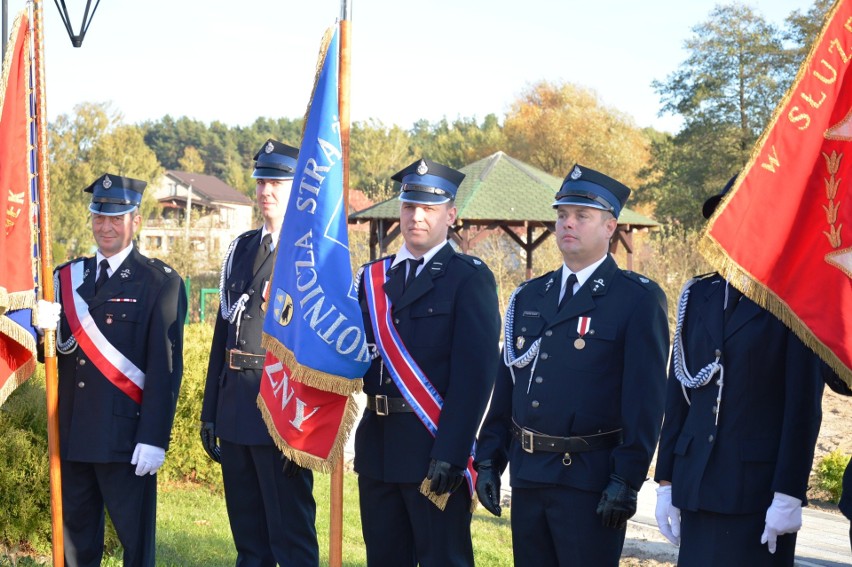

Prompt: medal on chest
[575,317,591,349]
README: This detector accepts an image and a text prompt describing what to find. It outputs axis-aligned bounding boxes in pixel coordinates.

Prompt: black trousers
[61,460,156,567]
[510,485,625,567]
[678,509,796,566]
[220,440,318,567]
[358,475,474,567]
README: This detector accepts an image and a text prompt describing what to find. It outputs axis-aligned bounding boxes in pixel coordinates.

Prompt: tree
[349,119,414,201]
[178,146,205,173]
[503,81,651,191]
[48,103,163,259]
[409,115,507,170]
[642,4,799,229]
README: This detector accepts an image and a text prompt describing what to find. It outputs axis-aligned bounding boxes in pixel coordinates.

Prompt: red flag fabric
[700,0,852,387]
[0,12,37,407]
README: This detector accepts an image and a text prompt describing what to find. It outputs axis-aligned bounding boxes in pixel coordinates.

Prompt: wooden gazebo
[349,152,660,278]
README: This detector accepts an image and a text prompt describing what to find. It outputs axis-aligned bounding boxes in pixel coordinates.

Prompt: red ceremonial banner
[701,0,852,387]
[0,12,37,407]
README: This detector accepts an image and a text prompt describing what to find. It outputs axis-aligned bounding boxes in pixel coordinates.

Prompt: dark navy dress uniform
[476,164,669,567]
[655,273,824,566]
[477,258,669,566]
[354,159,501,567]
[201,140,318,567]
[55,175,186,567]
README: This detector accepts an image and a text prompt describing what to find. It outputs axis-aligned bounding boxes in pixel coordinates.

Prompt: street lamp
[53,0,102,47]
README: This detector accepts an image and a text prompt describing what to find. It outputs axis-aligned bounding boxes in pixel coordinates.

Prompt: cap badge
[102,175,113,189]
[265,141,275,154]
[416,160,428,176]
[570,166,582,180]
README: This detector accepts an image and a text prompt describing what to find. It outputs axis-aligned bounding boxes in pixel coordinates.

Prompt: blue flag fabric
[261,24,368,395]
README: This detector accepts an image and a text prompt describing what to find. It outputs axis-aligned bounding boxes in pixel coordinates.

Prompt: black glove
[199,421,221,463]
[596,474,638,529]
[427,459,465,495]
[474,460,502,516]
[281,454,301,478]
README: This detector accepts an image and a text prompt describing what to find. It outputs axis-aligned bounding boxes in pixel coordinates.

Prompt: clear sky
[3,0,817,133]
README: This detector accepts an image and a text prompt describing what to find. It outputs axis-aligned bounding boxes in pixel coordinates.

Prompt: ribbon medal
[575,317,591,349]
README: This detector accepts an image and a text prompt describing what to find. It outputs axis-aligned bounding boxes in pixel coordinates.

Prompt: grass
[1,470,514,567]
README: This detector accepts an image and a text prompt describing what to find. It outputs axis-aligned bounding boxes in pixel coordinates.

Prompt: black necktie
[404,258,423,290]
[95,259,110,292]
[253,234,272,274]
[558,273,577,311]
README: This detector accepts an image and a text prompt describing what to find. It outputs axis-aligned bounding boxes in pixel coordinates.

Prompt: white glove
[760,492,802,553]
[131,443,165,476]
[654,484,681,546]
[35,300,61,332]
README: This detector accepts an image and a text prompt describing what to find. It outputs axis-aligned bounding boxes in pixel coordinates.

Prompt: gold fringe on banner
[257,389,360,474]
[699,235,852,388]
[261,332,363,396]
[0,12,26,115]
[300,26,334,141]
[0,357,35,407]
[418,478,451,511]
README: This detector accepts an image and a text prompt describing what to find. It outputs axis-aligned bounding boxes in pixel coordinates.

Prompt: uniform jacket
[655,274,824,513]
[202,228,276,445]
[477,256,669,492]
[56,248,186,462]
[354,242,501,483]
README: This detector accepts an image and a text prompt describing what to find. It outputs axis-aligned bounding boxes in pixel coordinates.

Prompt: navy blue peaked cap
[85,173,146,216]
[553,164,630,218]
[392,158,465,205]
[252,139,299,180]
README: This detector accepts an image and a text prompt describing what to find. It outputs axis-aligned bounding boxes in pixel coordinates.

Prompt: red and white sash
[59,261,145,404]
[364,259,477,496]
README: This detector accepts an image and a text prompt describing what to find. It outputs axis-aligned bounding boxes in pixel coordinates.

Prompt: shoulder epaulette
[54,256,87,272]
[622,270,659,286]
[146,257,180,277]
[455,253,488,269]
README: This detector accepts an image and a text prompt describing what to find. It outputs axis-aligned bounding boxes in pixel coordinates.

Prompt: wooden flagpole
[330,2,352,566]
[30,1,64,564]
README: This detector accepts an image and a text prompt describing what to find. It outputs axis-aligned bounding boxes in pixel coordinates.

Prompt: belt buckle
[228,349,242,370]
[375,395,389,416]
[521,428,535,453]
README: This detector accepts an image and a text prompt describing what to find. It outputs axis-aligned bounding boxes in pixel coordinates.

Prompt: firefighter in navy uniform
[48,174,186,567]
[354,158,501,567]
[475,164,669,567]
[200,139,319,567]
[653,178,825,566]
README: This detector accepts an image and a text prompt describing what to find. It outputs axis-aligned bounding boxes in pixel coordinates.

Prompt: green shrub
[0,322,222,554]
[816,449,851,503]
[160,323,223,489]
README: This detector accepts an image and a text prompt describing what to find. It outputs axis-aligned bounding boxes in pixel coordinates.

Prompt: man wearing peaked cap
[36,173,187,566]
[354,158,501,566]
[476,164,669,566]
[654,174,825,566]
[201,139,319,566]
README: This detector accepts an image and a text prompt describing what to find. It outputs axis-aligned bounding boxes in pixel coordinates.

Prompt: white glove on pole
[760,492,802,553]
[654,484,681,546]
[131,443,166,476]
[35,300,61,332]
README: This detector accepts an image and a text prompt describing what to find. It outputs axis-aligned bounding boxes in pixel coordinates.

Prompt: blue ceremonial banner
[259,23,367,471]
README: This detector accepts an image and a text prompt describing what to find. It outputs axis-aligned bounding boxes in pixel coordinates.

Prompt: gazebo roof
[350,151,659,227]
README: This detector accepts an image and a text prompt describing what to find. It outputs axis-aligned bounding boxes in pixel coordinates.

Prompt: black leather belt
[511,419,622,454]
[366,395,414,416]
[227,349,265,370]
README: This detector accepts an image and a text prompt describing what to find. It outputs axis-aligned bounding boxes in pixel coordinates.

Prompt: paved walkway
[626,480,852,566]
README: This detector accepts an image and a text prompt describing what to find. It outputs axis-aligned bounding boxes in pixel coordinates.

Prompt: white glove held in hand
[654,484,681,546]
[761,492,802,553]
[35,300,61,332]
[131,443,165,476]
